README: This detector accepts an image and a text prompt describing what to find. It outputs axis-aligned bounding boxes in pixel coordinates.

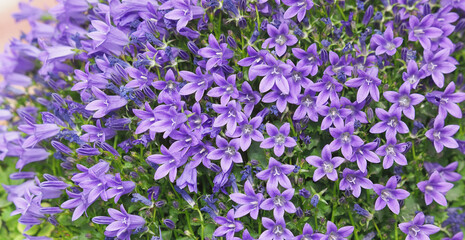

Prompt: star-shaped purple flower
[345,67,381,103]
[250,54,292,94]
[179,67,213,102]
[384,83,425,120]
[147,145,187,182]
[213,209,244,240]
[292,43,322,76]
[260,123,297,157]
[256,157,294,190]
[161,0,204,32]
[421,48,457,88]
[329,121,364,159]
[399,212,440,240]
[370,26,403,56]
[227,116,264,151]
[293,88,318,122]
[310,74,343,105]
[426,82,465,120]
[283,0,314,22]
[349,141,380,173]
[321,221,354,240]
[229,180,264,219]
[425,117,459,153]
[207,136,242,172]
[417,171,454,206]
[259,217,294,240]
[370,108,409,139]
[339,168,373,198]
[85,86,128,119]
[198,34,234,71]
[260,188,296,219]
[375,137,408,169]
[373,176,410,214]
[408,14,443,49]
[402,60,427,89]
[92,205,145,240]
[306,145,345,182]
[212,100,247,136]
[262,23,297,57]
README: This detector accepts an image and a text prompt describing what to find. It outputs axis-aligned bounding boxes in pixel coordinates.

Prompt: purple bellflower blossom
[283,0,314,22]
[152,69,180,103]
[179,67,213,102]
[384,83,425,120]
[229,180,264,219]
[212,100,247,136]
[260,188,296,219]
[207,136,242,172]
[349,141,380,173]
[151,106,187,139]
[402,60,426,89]
[417,171,454,206]
[375,137,408,169]
[198,34,234,71]
[442,232,463,240]
[370,26,403,56]
[398,212,440,240]
[237,81,261,117]
[339,168,373,198]
[324,51,353,78]
[87,14,129,55]
[249,54,292,94]
[421,49,457,88]
[160,0,204,32]
[408,14,444,50]
[91,205,145,240]
[213,209,244,240]
[329,121,364,159]
[317,101,351,130]
[341,97,368,124]
[373,176,410,214]
[424,161,462,182]
[80,120,116,143]
[345,67,381,103]
[425,117,459,153]
[85,87,128,119]
[285,59,313,93]
[207,73,239,105]
[293,89,318,122]
[260,123,297,157]
[321,221,354,240]
[18,122,60,149]
[292,43,322,76]
[133,102,158,140]
[262,23,297,57]
[296,223,323,240]
[227,116,264,151]
[306,145,345,182]
[259,217,294,240]
[310,74,343,105]
[426,82,465,120]
[147,145,187,182]
[61,189,93,221]
[262,86,298,113]
[256,157,294,190]
[370,108,409,139]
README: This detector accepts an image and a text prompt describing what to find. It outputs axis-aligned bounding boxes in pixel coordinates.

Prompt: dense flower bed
[0,0,464,239]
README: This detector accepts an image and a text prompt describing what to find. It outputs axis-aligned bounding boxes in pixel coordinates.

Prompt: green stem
[331,179,339,222]
[373,219,384,240]
[347,210,359,240]
[196,207,205,240]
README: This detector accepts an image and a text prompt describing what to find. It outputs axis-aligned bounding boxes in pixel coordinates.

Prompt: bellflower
[262,23,297,57]
[398,212,440,240]
[147,145,187,182]
[198,34,234,71]
[212,100,247,136]
[85,87,128,119]
[370,108,409,139]
[345,67,381,103]
[213,209,244,240]
[442,232,463,240]
[408,14,444,49]
[373,176,410,214]
[306,145,345,182]
[384,83,425,120]
[18,122,60,149]
[286,59,313,92]
[229,180,264,219]
[324,51,353,78]
[150,106,187,139]
[296,223,323,240]
[417,171,454,206]
[237,81,261,117]
[402,60,426,89]
[80,120,116,143]
[339,168,373,198]
[207,73,239,105]
[329,122,364,159]
[260,188,296,219]
[161,0,204,32]
[424,161,462,182]
[321,221,354,240]
[426,82,465,120]
[421,49,457,88]
[91,205,145,240]
[292,43,322,76]
[87,14,129,55]
[133,102,158,139]
[317,101,351,130]
[249,54,292,94]
[262,86,298,113]
[370,26,403,56]
[260,123,297,157]
[310,74,343,105]
[227,116,264,151]
[425,117,459,153]
[256,157,294,190]
[259,217,294,240]
[152,69,180,103]
[375,137,408,169]
[283,0,314,22]
[349,141,380,173]
[179,67,213,101]
[207,136,242,172]
[293,89,318,122]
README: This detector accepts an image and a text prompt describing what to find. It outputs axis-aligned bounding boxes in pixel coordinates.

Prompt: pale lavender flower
[212,100,247,136]
[345,67,381,103]
[227,116,264,151]
[207,73,239,105]
[426,82,465,120]
[87,14,129,55]
[384,83,425,120]
[293,89,318,122]
[375,137,408,169]
[373,176,410,214]
[321,221,354,240]
[398,212,440,240]
[402,60,426,89]
[213,209,244,240]
[18,122,60,148]
[283,0,314,22]
[425,117,459,153]
[408,14,444,49]
[262,86,298,113]
[179,67,213,101]
[329,121,364,159]
[317,101,351,130]
[260,188,296,219]
[339,168,373,198]
[207,136,242,172]
[256,157,294,190]
[370,26,403,56]
[370,108,409,139]
[80,120,116,143]
[147,145,187,182]
[306,145,345,182]
[421,49,457,88]
[292,43,322,76]
[350,142,380,173]
[262,23,297,57]
[418,171,454,206]
[310,74,343,105]
[85,87,128,119]
[249,54,292,94]
[260,123,297,157]
[229,180,264,219]
[296,223,323,240]
[198,34,234,71]
[424,162,461,182]
[259,217,294,240]
[161,0,204,32]
[237,81,261,117]
[92,205,145,240]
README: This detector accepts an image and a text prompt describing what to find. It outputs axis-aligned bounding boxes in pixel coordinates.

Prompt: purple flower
[152,69,180,103]
[249,54,292,94]
[426,82,465,120]
[339,168,373,198]
[408,14,444,49]
[260,123,297,157]
[133,102,158,139]
[80,120,116,143]
[349,141,380,173]
[262,23,297,57]
[317,101,351,130]
[310,74,344,105]
[161,0,204,32]
[375,137,408,169]
[329,122,364,159]
[324,51,353,78]
[259,217,294,240]
[384,83,425,120]
[421,49,457,88]
[87,14,129,55]
[321,221,354,240]
[424,161,461,182]
[18,122,60,148]
[207,136,242,172]
[227,116,264,151]
[292,44,322,76]
[370,108,409,139]
[398,212,440,240]
[402,60,426,89]
[212,100,247,135]
[425,117,459,153]
[150,106,187,139]
[85,87,128,119]
[229,180,264,219]
[237,81,261,117]
[262,86,298,113]
[207,73,239,105]
[442,232,464,240]
[147,145,187,182]
[296,223,323,240]
[213,209,244,240]
[345,67,381,103]
[293,88,318,122]
[198,34,234,71]
[256,157,294,190]
[417,171,454,206]
[370,26,403,56]
[283,0,314,22]
[373,176,410,214]
[106,173,135,203]
[306,145,345,182]
[286,59,313,92]
[92,205,145,240]
[179,67,213,101]
[61,189,93,221]
[260,188,296,219]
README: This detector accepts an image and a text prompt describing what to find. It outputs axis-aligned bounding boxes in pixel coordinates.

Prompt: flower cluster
[0,0,464,240]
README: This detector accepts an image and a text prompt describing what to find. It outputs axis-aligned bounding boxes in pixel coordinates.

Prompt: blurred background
[0,0,56,52]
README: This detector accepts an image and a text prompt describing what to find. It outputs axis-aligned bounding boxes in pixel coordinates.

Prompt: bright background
[0,0,56,52]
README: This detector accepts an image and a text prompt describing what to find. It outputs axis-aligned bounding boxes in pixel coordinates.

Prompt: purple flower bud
[250,159,259,166]
[423,3,431,15]
[187,41,199,55]
[51,140,72,155]
[366,107,374,121]
[373,11,382,21]
[219,34,226,44]
[299,188,311,198]
[179,50,190,60]
[148,186,160,201]
[123,155,134,162]
[362,5,374,25]
[76,146,101,156]
[155,200,166,208]
[456,19,465,32]
[40,207,63,214]
[172,201,179,209]
[61,161,74,170]
[210,163,222,172]
[9,172,35,180]
[239,17,247,29]
[164,219,175,229]
[260,19,268,31]
[51,93,67,107]
[320,49,329,63]
[296,207,304,218]
[47,216,58,226]
[227,36,237,49]
[311,195,319,207]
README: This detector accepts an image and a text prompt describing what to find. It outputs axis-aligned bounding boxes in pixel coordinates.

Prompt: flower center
[225,85,234,94]
[386,42,396,51]
[273,195,285,207]
[386,145,396,155]
[427,62,437,71]
[243,124,253,134]
[407,75,417,84]
[387,117,398,128]
[292,72,302,82]
[341,132,351,143]
[328,232,339,240]
[425,185,434,192]
[302,96,313,107]
[275,134,286,145]
[433,131,441,140]
[272,166,282,176]
[409,225,421,236]
[225,146,236,156]
[329,107,338,117]
[271,67,281,75]
[323,161,334,173]
[167,81,176,90]
[228,109,236,118]
[399,95,411,107]
[275,35,287,45]
[413,29,424,37]
[380,189,392,201]
[273,225,284,236]
[346,174,356,184]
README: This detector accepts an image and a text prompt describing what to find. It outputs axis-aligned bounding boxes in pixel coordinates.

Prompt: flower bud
[163,219,176,229]
[362,5,373,25]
